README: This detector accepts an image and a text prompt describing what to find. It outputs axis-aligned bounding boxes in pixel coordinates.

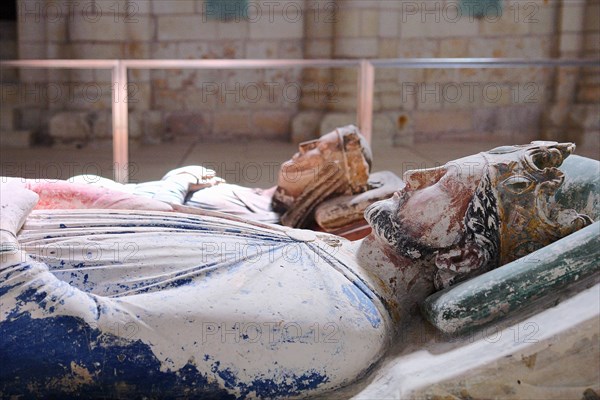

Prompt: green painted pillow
[557,155,600,221]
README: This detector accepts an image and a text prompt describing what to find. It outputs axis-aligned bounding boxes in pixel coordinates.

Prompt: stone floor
[1,136,598,186]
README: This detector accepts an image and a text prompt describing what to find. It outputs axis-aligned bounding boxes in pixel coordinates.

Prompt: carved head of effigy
[273,125,372,211]
[365,141,592,289]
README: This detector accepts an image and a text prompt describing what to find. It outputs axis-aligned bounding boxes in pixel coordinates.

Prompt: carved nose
[403,166,448,190]
[532,140,574,152]
[298,139,318,154]
[530,142,575,169]
[554,142,575,159]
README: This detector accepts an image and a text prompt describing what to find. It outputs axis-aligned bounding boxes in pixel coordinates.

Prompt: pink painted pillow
[25,181,173,212]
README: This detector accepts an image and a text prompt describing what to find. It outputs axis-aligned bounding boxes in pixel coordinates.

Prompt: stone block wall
[3,0,598,148]
[538,0,600,151]
[10,0,307,145]
[0,19,34,148]
[578,0,600,104]
[315,0,566,145]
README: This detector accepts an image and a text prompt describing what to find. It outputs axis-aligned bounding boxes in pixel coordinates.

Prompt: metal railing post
[112,60,129,183]
[357,59,375,144]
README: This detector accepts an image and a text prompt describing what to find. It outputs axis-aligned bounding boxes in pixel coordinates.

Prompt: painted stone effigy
[72,124,374,230]
[272,124,371,228]
[0,141,595,399]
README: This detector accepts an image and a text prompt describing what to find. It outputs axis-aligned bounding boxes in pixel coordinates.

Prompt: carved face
[488,142,592,264]
[365,154,485,260]
[274,126,370,209]
[365,141,592,287]
[277,130,344,200]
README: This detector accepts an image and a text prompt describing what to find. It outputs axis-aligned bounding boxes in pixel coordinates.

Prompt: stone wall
[2,0,598,148]
[0,19,32,148]
[539,0,600,150]
[300,0,565,145]
[10,0,307,145]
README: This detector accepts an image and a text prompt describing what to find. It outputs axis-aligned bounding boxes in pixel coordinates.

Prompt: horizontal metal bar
[0,59,360,69]
[2,58,598,70]
[0,59,118,69]
[123,59,361,69]
[371,58,600,68]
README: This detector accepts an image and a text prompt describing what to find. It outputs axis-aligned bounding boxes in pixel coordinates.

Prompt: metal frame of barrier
[1,58,598,183]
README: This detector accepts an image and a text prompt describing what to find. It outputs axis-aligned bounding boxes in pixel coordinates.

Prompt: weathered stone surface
[16,107,47,132]
[0,40,17,61]
[90,111,111,140]
[141,110,165,144]
[212,110,251,137]
[126,16,155,42]
[384,112,415,146]
[578,131,600,159]
[69,43,125,59]
[377,38,398,58]
[151,42,177,59]
[89,111,142,141]
[414,110,473,133]
[327,91,357,112]
[252,110,291,137]
[153,0,195,14]
[358,286,600,399]
[128,111,143,139]
[166,112,207,138]
[529,3,558,35]
[128,81,152,111]
[400,16,478,39]
[479,16,529,36]
[248,18,303,40]
[577,85,600,104]
[360,10,379,37]
[334,38,378,58]
[376,92,404,111]
[245,41,277,59]
[49,112,90,141]
[495,105,543,133]
[320,113,356,136]
[439,38,469,57]
[371,112,396,146]
[216,20,248,40]
[336,8,361,37]
[0,130,32,148]
[17,14,44,43]
[157,16,218,41]
[397,38,439,58]
[290,111,323,143]
[70,15,127,42]
[378,9,399,38]
[0,106,15,131]
[304,38,333,58]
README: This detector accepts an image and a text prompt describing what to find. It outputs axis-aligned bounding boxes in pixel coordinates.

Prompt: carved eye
[298,139,318,154]
[503,175,534,194]
[530,148,563,169]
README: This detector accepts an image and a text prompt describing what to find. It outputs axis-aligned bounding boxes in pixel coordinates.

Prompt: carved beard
[279,162,348,228]
[364,193,438,260]
[434,171,501,289]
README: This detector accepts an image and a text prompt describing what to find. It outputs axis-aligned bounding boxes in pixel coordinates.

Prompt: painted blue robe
[1,209,391,399]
